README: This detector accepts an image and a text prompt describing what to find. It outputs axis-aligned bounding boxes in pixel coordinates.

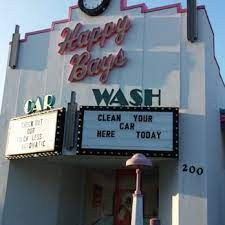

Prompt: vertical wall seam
[59,54,66,107]
[14,70,22,117]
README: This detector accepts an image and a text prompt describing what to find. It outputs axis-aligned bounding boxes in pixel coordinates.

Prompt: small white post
[126,154,152,225]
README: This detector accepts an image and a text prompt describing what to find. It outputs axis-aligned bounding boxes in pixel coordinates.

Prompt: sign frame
[77,106,179,158]
[6,108,65,160]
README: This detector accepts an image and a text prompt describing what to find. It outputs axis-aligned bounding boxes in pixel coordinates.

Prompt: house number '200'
[182,164,204,175]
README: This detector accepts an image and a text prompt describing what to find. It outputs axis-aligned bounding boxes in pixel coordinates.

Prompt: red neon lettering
[58,16,131,54]
[68,48,127,83]
[115,16,132,45]
[58,23,82,55]
[68,52,90,82]
[99,22,116,48]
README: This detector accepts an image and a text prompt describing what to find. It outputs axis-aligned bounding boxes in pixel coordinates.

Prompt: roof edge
[199,7,225,87]
[15,2,224,86]
[19,2,204,43]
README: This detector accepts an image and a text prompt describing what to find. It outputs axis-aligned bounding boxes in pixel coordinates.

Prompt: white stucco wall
[1,161,86,225]
[0,65,22,224]
[201,8,225,225]
[0,2,225,225]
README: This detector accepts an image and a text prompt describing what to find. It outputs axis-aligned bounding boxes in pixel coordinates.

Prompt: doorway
[84,168,158,225]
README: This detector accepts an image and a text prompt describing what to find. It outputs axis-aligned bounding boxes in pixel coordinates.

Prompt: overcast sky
[0,0,224,110]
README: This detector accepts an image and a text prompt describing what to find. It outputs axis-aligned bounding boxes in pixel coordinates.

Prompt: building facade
[0,1,225,225]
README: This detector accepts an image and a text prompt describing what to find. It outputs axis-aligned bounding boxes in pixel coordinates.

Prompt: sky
[0,0,225,110]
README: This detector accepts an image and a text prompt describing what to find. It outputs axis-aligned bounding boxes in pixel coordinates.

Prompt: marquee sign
[77,106,179,157]
[5,108,65,160]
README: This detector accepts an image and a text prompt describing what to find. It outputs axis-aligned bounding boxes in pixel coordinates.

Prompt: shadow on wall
[180,38,198,109]
[0,116,9,225]
[2,160,62,225]
[0,161,9,225]
[159,113,207,225]
[2,160,85,225]
[0,192,4,225]
[17,32,50,71]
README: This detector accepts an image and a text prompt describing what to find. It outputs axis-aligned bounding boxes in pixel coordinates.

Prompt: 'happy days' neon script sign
[58,16,131,83]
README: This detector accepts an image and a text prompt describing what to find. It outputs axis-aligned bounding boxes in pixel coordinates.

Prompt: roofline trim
[19,2,201,42]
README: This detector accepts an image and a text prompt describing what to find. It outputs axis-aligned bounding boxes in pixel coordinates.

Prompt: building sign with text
[5,109,65,159]
[58,16,131,84]
[77,106,179,158]
[55,4,180,108]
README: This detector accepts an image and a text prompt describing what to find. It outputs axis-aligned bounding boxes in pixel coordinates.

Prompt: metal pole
[9,25,20,69]
[135,168,142,195]
[187,0,198,42]
[126,154,152,225]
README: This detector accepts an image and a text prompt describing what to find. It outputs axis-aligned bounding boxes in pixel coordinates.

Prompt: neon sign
[58,16,131,83]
